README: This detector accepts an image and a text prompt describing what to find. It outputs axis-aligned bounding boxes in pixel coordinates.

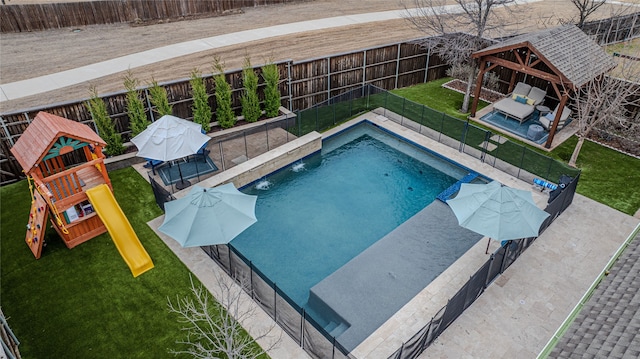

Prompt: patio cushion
[514,95,528,104]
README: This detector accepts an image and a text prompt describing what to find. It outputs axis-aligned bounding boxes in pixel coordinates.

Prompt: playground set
[9,112,153,277]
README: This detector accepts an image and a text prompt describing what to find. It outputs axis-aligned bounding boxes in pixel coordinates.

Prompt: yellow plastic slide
[86,184,154,277]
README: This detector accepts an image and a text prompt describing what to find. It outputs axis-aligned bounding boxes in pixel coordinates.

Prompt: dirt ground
[0,0,634,113]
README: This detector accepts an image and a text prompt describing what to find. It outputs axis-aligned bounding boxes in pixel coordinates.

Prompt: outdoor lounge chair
[492,82,547,123]
[143,158,164,175]
[539,105,571,131]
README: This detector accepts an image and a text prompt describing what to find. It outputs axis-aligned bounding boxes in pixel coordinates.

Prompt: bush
[85,87,125,156]
[190,69,212,132]
[240,57,261,123]
[123,71,150,137]
[148,78,173,117]
[262,61,281,118]
[212,59,235,129]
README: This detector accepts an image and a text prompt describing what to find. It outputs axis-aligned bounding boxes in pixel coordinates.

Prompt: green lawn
[392,80,640,216]
[0,168,265,358]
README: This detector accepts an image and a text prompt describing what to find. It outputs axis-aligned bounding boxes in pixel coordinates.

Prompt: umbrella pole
[485,237,491,254]
[175,161,191,190]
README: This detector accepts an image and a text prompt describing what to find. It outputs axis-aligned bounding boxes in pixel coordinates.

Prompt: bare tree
[568,50,640,166]
[168,274,280,359]
[571,0,606,29]
[403,0,518,113]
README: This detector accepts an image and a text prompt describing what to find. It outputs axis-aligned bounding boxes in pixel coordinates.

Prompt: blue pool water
[231,122,471,308]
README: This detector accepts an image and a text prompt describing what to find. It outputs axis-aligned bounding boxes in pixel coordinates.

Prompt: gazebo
[470,25,617,148]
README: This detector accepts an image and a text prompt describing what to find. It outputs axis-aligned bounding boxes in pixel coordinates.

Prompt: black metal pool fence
[151,84,580,358]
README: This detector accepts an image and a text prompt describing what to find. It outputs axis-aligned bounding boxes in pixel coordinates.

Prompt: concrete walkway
[0,0,539,102]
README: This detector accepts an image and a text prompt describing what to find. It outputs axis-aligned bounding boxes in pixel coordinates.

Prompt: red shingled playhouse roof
[10,112,106,174]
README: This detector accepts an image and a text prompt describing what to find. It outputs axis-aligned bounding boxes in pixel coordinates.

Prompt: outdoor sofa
[493,82,546,123]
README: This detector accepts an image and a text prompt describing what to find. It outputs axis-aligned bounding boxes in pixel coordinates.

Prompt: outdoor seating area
[492,82,547,123]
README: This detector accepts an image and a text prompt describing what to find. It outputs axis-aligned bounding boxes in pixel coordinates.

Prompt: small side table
[527,124,544,141]
[536,105,551,116]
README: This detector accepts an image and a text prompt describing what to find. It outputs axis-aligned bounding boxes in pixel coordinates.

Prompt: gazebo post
[470,59,487,117]
[544,93,570,148]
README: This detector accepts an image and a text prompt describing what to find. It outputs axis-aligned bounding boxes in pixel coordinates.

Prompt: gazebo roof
[10,112,105,173]
[473,25,617,88]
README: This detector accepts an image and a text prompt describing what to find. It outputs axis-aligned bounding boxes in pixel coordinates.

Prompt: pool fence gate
[148,84,581,358]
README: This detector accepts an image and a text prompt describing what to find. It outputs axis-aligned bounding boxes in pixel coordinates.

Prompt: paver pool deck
[146,112,640,358]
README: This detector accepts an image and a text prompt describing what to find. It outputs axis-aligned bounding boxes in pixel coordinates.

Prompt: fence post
[301,309,305,347]
[315,107,319,131]
[438,112,445,142]
[395,44,401,89]
[459,121,469,152]
[287,61,293,111]
[144,88,155,122]
[401,98,406,126]
[219,142,226,171]
[327,57,331,101]
[244,132,249,159]
[250,262,254,299]
[480,131,491,163]
[274,282,277,320]
[384,91,388,117]
[517,146,526,179]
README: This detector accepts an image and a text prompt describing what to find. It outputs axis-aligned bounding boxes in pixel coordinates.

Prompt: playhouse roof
[10,112,106,173]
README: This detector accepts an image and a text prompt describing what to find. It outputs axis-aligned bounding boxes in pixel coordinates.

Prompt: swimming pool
[230,121,485,349]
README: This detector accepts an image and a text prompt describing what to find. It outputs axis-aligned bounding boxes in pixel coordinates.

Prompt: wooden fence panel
[1,0,304,33]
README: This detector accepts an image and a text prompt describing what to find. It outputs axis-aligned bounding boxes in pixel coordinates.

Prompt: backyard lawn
[0,168,265,358]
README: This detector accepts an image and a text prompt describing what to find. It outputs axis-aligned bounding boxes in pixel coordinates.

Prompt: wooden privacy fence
[582,12,640,45]
[0,39,447,185]
[0,0,304,33]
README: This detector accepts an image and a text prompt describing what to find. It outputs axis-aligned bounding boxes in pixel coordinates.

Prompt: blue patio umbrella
[159,184,257,247]
[446,181,550,253]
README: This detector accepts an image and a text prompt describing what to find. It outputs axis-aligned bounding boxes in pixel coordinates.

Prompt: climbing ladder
[25,191,49,259]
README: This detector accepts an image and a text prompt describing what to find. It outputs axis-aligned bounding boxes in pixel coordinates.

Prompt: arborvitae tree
[212,58,235,129]
[148,78,173,117]
[190,69,212,133]
[86,86,124,156]
[123,70,150,137]
[261,61,281,118]
[240,57,261,123]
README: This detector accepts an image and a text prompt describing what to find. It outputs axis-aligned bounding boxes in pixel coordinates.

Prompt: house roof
[474,25,617,88]
[10,112,105,173]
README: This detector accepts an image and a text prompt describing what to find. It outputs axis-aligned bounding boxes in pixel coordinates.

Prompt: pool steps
[436,172,480,202]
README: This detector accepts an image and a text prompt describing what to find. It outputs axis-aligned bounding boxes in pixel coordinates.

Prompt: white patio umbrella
[131,115,210,189]
[159,184,258,247]
[447,181,550,253]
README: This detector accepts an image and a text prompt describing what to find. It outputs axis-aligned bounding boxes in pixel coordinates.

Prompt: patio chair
[539,105,571,131]
[143,158,164,175]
